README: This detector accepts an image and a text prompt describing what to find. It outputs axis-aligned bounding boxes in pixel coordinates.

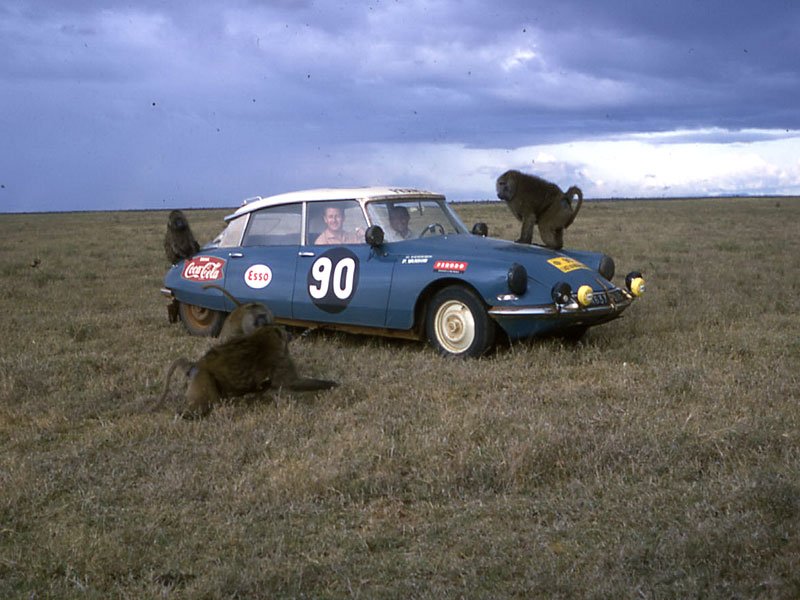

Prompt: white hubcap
[434,300,475,354]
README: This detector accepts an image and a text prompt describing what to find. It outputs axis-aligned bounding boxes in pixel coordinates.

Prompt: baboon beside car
[164,209,200,264]
[159,322,337,418]
[202,284,275,342]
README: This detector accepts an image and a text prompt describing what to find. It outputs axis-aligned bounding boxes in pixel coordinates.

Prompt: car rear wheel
[178,302,225,337]
[426,286,495,357]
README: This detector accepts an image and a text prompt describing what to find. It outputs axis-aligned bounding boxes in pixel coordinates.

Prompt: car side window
[367,202,417,241]
[306,200,367,245]
[242,203,302,246]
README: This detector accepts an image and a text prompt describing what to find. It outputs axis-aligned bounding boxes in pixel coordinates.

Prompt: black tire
[178,302,226,337]
[426,286,495,357]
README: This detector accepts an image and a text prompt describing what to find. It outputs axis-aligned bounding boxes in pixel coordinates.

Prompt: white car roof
[225,186,445,220]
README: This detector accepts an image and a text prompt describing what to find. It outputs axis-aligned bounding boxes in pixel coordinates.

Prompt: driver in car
[387,205,413,241]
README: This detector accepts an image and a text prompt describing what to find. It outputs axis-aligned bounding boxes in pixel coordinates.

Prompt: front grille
[575,287,625,307]
[608,288,626,303]
[591,291,609,306]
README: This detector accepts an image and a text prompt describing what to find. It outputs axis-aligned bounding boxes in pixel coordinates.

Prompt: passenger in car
[314,206,363,245]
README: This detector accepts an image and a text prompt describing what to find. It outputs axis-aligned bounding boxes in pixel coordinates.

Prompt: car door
[221,203,302,319]
[292,200,395,327]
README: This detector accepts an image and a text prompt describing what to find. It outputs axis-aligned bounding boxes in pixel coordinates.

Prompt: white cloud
[95,9,170,48]
[501,49,538,71]
[330,130,800,200]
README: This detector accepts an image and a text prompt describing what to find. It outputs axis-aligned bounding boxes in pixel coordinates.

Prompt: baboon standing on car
[164,209,200,264]
[202,284,275,342]
[495,170,583,249]
[159,322,338,418]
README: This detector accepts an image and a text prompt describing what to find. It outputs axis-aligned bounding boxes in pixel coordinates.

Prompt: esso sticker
[307,248,359,314]
[244,264,273,289]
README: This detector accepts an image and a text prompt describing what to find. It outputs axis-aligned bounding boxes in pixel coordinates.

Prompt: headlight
[551,281,572,305]
[507,263,528,295]
[576,285,593,307]
[625,271,646,297]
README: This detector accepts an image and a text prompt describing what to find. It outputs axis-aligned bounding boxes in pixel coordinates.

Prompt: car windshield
[207,215,247,249]
[366,199,467,242]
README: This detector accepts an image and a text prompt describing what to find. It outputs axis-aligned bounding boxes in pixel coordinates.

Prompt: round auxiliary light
[576,285,594,307]
[551,281,572,305]
[472,222,489,236]
[625,271,646,297]
[598,254,615,281]
[630,277,645,297]
[364,225,384,247]
[507,263,528,295]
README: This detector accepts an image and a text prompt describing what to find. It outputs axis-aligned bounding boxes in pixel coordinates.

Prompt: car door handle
[298,251,315,257]
[228,252,244,258]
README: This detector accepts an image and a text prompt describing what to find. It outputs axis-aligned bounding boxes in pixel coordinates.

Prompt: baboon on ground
[495,170,583,249]
[202,284,275,342]
[164,209,200,264]
[159,323,337,418]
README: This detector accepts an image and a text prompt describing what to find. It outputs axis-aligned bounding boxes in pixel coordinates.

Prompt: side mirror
[471,222,489,237]
[365,225,385,247]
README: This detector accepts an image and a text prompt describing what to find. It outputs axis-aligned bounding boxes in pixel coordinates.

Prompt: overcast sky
[2,0,799,213]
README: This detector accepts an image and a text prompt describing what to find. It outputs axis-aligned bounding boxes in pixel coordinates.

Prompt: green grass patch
[1,198,799,598]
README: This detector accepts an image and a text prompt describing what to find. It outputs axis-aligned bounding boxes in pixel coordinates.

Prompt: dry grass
[1,198,799,598]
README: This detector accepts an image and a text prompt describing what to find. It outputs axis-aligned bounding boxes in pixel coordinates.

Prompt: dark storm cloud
[1,0,799,211]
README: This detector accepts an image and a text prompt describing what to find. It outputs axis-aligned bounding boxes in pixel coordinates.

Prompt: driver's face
[323,208,344,231]
[389,210,409,233]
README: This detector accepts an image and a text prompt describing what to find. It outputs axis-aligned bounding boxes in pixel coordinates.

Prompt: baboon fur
[159,323,337,418]
[202,284,275,342]
[164,209,200,264]
[496,170,583,249]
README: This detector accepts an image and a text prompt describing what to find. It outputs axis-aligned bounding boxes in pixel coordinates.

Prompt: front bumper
[161,287,180,323]
[488,288,635,339]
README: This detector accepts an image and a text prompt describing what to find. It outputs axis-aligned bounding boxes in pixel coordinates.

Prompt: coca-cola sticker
[244,264,273,289]
[182,256,226,282]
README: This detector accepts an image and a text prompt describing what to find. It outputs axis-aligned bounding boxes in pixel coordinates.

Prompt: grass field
[1,197,799,598]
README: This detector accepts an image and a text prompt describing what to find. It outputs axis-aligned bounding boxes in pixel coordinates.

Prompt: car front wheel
[426,286,495,357]
[178,302,225,337]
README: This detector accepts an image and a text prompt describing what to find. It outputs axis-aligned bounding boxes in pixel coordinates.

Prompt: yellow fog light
[630,277,645,297]
[576,285,593,307]
[625,271,646,297]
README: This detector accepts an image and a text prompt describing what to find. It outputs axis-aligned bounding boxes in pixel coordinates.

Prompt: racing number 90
[307,248,360,313]
[309,256,356,299]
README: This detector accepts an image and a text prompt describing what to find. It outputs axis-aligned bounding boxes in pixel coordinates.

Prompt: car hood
[383,234,617,303]
[386,234,606,277]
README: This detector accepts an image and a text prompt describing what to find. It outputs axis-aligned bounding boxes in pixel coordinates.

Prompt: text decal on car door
[307,248,360,313]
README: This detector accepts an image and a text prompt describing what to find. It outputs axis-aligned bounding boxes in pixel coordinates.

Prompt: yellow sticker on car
[547,257,589,273]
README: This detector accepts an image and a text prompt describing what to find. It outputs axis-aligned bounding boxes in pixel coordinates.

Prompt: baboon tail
[202,283,243,307]
[563,186,584,229]
[288,378,339,392]
[156,357,195,407]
